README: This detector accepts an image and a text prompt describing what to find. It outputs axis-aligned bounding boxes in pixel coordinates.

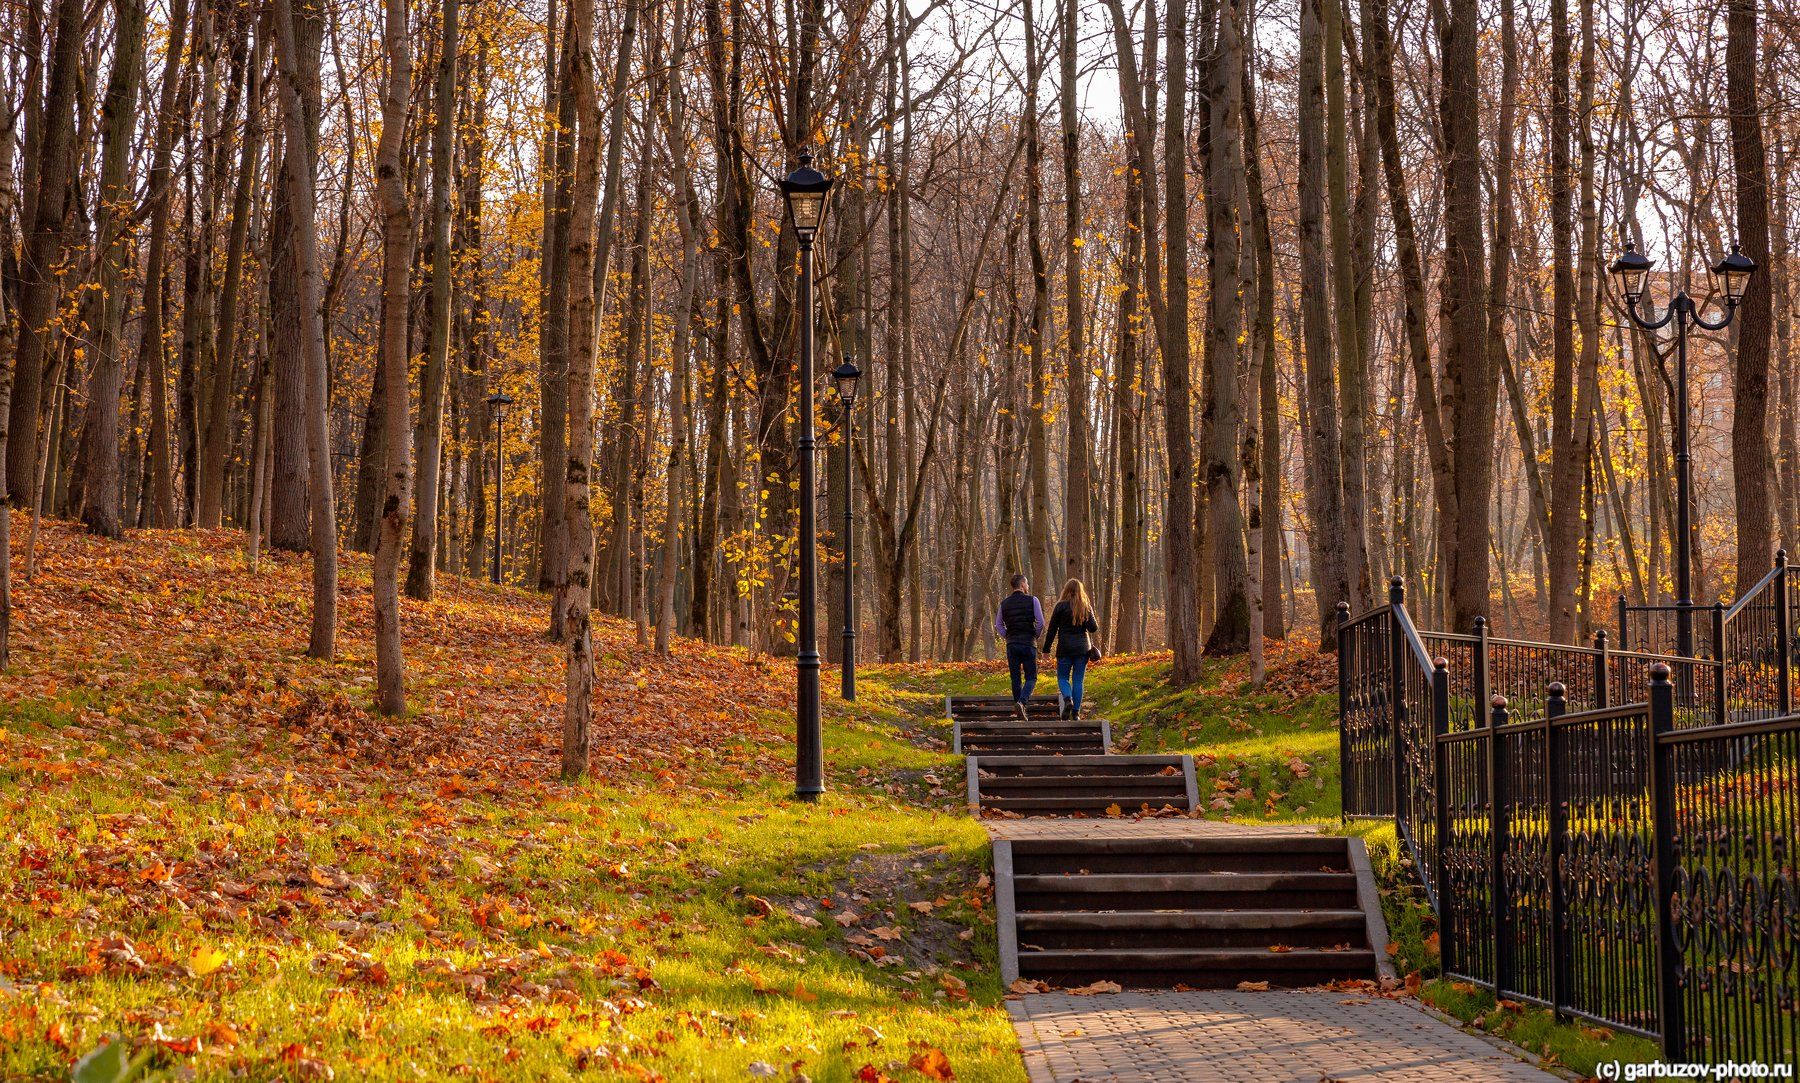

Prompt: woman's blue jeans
[1056,654,1089,714]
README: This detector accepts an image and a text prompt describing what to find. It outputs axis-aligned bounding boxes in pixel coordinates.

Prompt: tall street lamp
[782,150,834,801]
[1611,240,1755,660]
[487,391,514,585]
[833,357,863,701]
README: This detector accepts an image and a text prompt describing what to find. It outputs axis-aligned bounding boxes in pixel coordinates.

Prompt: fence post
[1390,578,1407,827]
[1647,663,1685,1060]
[1776,550,1791,715]
[1472,616,1490,732]
[1431,657,1451,927]
[1618,594,1629,651]
[1592,629,1609,709]
[1711,602,1727,725]
[1488,692,1510,1000]
[1545,682,1568,1019]
[1338,601,1353,821]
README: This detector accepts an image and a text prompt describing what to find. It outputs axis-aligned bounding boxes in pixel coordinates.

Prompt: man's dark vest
[1000,592,1038,642]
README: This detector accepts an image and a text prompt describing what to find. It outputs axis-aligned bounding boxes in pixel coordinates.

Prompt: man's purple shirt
[995,594,1046,638]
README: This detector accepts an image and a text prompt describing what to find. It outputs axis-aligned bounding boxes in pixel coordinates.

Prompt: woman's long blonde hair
[1060,579,1092,625]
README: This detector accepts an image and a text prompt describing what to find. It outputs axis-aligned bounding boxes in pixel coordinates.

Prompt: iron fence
[1340,563,1800,1064]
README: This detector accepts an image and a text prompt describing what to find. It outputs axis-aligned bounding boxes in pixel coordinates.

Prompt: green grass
[0,523,1024,1082]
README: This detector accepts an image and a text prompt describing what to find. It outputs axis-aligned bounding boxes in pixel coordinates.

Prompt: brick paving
[1008,989,1558,1082]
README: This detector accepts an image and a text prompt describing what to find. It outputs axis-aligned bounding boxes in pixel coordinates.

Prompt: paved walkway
[1009,989,1560,1082]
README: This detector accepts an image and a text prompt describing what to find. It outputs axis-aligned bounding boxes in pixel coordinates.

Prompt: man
[994,574,1046,719]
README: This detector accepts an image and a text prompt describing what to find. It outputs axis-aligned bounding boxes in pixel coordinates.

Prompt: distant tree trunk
[272,0,339,658]
[1162,0,1203,683]
[1571,0,1602,632]
[655,0,701,655]
[77,0,147,539]
[1202,0,1249,656]
[6,0,83,508]
[1325,0,1368,613]
[1298,0,1347,646]
[1545,0,1580,640]
[1059,0,1092,583]
[268,0,322,553]
[538,8,571,628]
[1243,58,1283,640]
[407,0,460,600]
[565,0,638,779]
[1111,35,1147,654]
[371,0,414,714]
[1022,0,1053,595]
[201,39,263,530]
[1727,0,1774,577]
[1438,0,1493,629]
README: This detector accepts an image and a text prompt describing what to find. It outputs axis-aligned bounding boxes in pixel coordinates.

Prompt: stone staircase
[994,834,1386,989]
[945,689,1388,994]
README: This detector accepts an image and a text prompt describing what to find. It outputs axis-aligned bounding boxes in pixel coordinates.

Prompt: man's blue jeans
[1056,654,1089,715]
[1007,641,1038,704]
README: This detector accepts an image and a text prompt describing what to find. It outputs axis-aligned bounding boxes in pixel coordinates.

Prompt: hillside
[0,523,1014,1081]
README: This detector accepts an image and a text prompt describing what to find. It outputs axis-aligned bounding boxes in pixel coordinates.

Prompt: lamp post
[833,358,863,701]
[1611,240,1755,660]
[486,391,514,585]
[781,150,834,801]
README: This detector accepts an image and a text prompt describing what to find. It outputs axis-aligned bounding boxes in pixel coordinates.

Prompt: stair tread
[1017,909,1366,929]
[1018,947,1377,966]
[973,755,1183,766]
[1010,836,1343,855]
[1015,871,1352,889]
[981,776,1186,789]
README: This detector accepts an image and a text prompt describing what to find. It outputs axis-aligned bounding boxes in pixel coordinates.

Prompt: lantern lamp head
[1609,242,1654,305]
[486,392,515,409]
[780,150,834,239]
[1712,243,1757,304]
[832,358,862,406]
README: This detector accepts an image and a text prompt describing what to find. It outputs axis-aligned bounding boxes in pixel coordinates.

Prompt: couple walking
[993,574,1102,720]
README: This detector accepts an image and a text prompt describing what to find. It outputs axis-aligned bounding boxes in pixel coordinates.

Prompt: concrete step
[953,719,1110,756]
[993,834,1391,992]
[967,755,1198,818]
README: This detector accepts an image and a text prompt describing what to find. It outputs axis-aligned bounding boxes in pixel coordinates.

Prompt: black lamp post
[1611,240,1755,660]
[833,357,863,701]
[486,391,514,585]
[781,150,834,801]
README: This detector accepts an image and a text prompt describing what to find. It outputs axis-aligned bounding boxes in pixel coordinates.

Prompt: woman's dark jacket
[1042,601,1099,658]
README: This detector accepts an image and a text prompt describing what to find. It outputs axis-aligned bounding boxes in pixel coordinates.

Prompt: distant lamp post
[487,391,514,585]
[832,357,863,701]
[781,150,835,801]
[1611,240,1756,660]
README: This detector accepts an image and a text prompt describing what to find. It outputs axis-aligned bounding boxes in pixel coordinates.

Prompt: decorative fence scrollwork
[1340,559,1800,1065]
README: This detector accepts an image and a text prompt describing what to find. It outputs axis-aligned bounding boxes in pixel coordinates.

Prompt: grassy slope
[0,523,1020,1082]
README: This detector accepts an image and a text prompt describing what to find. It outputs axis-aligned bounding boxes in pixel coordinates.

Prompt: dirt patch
[748,848,993,998]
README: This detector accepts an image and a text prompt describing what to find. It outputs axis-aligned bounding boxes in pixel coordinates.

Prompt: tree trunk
[372,0,414,714]
[1202,0,1249,656]
[1059,0,1091,583]
[272,0,339,658]
[1298,0,1347,646]
[407,0,460,600]
[1438,0,1493,629]
[1162,0,1203,682]
[1728,0,1775,577]
[76,0,146,539]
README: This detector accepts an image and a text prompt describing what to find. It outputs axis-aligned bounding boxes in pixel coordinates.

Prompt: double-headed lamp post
[781,150,834,801]
[1610,240,1756,660]
[486,391,515,585]
[833,358,863,701]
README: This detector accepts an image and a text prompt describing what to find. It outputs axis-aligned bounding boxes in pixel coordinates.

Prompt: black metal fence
[1341,575,1800,1064]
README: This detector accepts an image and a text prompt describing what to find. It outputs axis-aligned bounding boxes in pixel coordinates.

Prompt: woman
[1041,579,1100,719]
